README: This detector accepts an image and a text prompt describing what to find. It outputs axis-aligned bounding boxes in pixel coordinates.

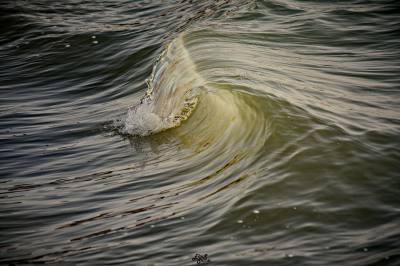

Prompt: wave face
[1,0,400,265]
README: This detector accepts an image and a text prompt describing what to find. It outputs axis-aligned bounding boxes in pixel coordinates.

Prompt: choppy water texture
[1,0,400,265]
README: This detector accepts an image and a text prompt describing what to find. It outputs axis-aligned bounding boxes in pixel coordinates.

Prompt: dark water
[1,0,400,265]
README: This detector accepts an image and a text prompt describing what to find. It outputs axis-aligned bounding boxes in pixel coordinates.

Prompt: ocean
[1,0,399,265]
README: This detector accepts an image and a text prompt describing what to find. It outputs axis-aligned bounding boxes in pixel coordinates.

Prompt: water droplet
[287,254,294,258]
[150,225,155,228]
[92,35,96,39]
[253,210,260,214]
[363,248,368,252]
[293,207,297,210]
[65,44,70,48]
[180,216,185,220]
[237,220,243,224]
[93,40,98,44]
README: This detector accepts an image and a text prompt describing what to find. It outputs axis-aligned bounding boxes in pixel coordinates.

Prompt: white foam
[124,103,164,136]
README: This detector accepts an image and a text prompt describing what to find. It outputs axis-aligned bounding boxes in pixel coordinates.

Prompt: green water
[1,0,399,265]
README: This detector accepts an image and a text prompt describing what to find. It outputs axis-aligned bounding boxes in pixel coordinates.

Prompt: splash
[123,35,204,136]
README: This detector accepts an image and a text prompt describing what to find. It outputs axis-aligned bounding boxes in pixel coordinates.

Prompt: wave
[122,30,272,147]
[123,35,204,136]
[120,30,282,179]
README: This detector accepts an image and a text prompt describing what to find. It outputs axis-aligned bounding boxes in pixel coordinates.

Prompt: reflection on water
[1,0,400,265]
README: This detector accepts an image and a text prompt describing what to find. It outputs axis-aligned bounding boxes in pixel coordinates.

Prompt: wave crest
[123,35,203,136]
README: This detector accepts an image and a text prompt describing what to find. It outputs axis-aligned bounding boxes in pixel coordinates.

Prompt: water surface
[1,0,400,265]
